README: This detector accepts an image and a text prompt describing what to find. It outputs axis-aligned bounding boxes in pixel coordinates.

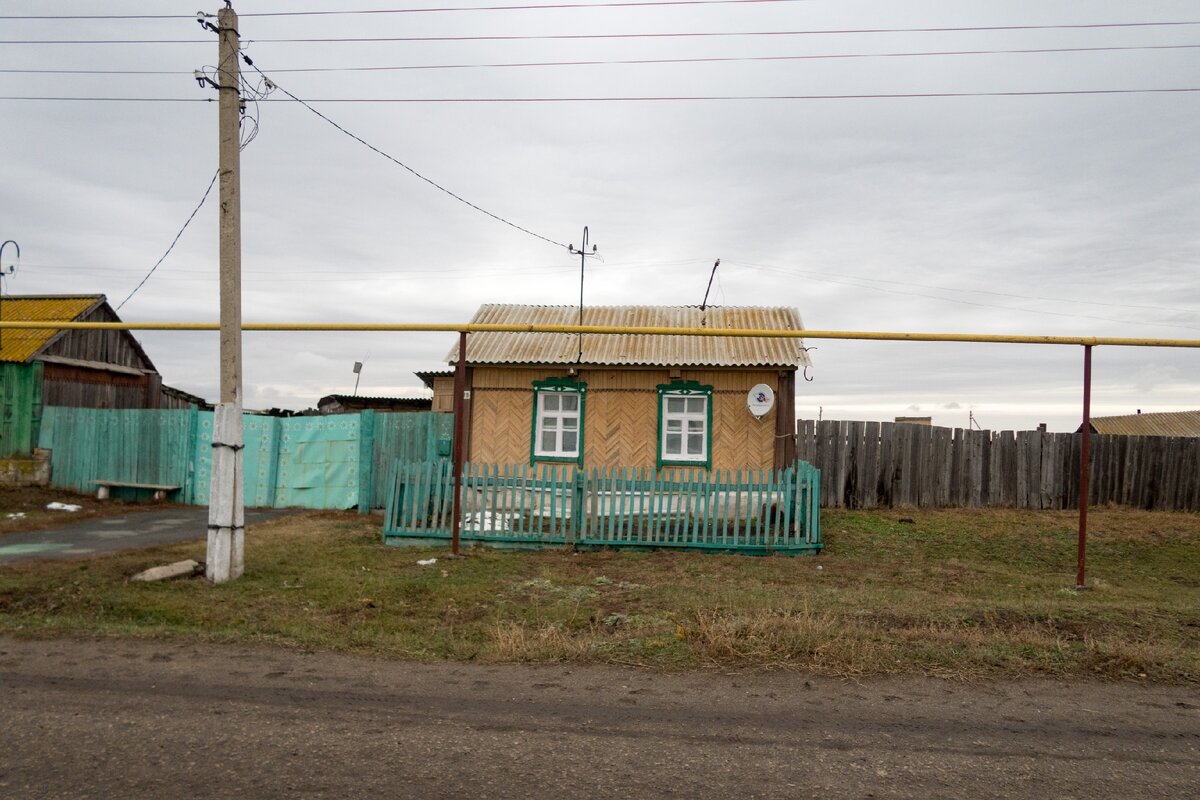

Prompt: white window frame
[533,388,582,459]
[660,391,709,464]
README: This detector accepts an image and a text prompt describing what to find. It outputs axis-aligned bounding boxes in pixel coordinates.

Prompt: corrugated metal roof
[1090,410,1200,437]
[446,305,809,368]
[0,295,103,363]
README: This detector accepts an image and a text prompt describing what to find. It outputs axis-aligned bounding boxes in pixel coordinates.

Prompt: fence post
[357,409,376,514]
[571,467,584,546]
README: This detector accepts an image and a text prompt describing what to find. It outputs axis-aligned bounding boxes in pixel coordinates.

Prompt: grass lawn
[0,507,1197,682]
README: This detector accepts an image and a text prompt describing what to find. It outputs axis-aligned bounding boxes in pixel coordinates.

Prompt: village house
[425,304,811,473]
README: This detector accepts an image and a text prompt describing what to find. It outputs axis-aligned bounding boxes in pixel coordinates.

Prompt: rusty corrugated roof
[1090,411,1200,437]
[446,305,809,368]
[0,295,104,363]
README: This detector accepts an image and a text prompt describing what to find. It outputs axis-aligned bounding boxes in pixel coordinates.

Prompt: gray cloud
[2,0,1196,430]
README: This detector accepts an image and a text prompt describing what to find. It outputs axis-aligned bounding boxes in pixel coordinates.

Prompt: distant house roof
[161,384,214,411]
[0,295,105,363]
[414,369,454,390]
[318,394,433,414]
[1088,410,1200,437]
[446,305,810,368]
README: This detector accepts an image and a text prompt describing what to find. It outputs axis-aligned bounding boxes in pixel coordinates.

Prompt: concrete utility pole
[207,3,245,583]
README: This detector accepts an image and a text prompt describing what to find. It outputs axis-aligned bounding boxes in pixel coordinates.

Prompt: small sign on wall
[747,384,775,418]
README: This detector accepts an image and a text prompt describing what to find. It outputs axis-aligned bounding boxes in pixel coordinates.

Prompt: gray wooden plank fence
[795,420,1199,511]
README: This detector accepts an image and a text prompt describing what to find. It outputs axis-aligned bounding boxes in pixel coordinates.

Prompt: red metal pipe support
[450,331,468,557]
[1077,345,1092,590]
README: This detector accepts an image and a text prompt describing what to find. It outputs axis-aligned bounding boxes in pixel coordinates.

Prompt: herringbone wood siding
[468,366,785,470]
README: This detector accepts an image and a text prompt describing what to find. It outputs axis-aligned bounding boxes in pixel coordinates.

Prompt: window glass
[660,390,709,464]
[534,387,583,459]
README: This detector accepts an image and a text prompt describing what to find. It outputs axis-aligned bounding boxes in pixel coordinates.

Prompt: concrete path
[0,507,289,564]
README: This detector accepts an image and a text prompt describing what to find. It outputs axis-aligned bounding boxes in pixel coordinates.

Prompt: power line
[725,260,1200,317]
[0,97,211,102]
[244,0,815,15]
[728,261,1200,332]
[6,43,1197,76]
[0,0,812,20]
[6,20,1199,45]
[116,170,219,311]
[240,57,567,249]
[6,88,1198,102]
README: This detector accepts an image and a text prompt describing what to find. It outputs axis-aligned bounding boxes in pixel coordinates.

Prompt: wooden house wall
[42,363,160,409]
[431,377,454,413]
[39,304,155,371]
[467,366,786,471]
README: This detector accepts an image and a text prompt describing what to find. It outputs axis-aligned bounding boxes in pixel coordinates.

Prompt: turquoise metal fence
[39,407,451,509]
[38,407,199,498]
[371,412,454,508]
[383,462,822,555]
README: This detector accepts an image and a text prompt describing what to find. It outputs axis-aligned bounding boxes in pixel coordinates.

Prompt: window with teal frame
[657,379,713,469]
[530,377,586,464]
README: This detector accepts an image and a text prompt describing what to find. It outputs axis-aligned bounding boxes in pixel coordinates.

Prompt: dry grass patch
[0,506,1197,681]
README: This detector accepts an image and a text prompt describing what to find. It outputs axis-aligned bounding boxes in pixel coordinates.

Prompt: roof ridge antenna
[699,258,720,326]
[567,226,598,364]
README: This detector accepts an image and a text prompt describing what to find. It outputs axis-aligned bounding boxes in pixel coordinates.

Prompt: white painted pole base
[207,403,245,583]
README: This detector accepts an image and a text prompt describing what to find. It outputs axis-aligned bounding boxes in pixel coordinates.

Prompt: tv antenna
[567,227,598,363]
[0,240,21,349]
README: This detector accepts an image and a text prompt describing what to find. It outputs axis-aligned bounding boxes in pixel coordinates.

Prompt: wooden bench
[89,480,181,501]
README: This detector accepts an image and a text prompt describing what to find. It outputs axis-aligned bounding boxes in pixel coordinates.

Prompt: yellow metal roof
[447,305,810,368]
[0,295,103,363]
[1090,410,1200,437]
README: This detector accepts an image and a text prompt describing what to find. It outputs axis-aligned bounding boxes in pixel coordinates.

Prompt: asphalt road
[0,508,289,564]
[1,636,1196,799]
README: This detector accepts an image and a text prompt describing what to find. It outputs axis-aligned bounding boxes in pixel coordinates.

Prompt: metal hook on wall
[801,346,817,382]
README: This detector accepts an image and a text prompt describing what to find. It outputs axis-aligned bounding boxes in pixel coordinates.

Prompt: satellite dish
[747,384,775,418]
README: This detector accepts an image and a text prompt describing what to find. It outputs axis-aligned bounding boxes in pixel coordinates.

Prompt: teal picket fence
[38,407,452,509]
[383,462,822,555]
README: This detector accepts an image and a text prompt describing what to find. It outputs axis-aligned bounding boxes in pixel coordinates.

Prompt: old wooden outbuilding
[429,304,811,472]
[0,294,172,409]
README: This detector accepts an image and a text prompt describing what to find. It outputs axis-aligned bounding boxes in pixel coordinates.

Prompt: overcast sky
[2,0,1197,431]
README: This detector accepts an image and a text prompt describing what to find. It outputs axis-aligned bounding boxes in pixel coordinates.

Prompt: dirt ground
[0,634,1196,799]
[0,486,180,536]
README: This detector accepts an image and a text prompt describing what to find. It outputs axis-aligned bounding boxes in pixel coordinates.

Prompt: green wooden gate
[0,362,42,458]
[383,462,822,555]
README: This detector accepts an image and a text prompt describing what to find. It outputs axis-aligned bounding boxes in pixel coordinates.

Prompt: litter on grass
[46,503,82,512]
[417,558,438,566]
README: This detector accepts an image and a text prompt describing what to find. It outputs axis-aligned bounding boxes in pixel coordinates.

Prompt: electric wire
[240,56,567,249]
[726,260,1200,317]
[728,261,1200,333]
[115,69,271,311]
[6,88,1198,102]
[0,0,814,20]
[5,43,1196,75]
[5,20,1199,45]
[115,170,218,311]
